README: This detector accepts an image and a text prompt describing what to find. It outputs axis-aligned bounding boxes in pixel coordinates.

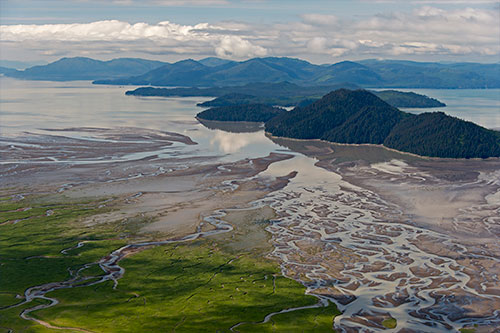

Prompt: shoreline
[265,132,500,161]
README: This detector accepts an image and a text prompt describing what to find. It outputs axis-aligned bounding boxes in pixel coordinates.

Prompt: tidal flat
[1,80,499,332]
[0,142,340,332]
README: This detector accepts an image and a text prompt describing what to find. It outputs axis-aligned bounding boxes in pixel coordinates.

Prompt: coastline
[265,132,500,161]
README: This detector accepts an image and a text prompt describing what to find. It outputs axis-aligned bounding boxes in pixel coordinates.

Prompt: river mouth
[2,124,499,332]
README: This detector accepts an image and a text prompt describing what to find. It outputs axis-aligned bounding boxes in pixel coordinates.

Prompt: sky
[0,0,499,66]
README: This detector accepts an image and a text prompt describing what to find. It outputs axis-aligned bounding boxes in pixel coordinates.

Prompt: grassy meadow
[0,196,339,332]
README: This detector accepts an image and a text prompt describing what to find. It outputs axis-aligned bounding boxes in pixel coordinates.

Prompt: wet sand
[266,136,500,332]
[1,127,296,240]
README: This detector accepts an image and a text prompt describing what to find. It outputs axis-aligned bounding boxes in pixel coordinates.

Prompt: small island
[373,90,445,108]
[197,104,285,122]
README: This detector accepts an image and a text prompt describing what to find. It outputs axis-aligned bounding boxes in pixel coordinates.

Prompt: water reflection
[209,130,270,154]
[196,118,263,133]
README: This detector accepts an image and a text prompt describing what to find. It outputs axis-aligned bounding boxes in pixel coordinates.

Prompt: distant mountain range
[2,56,499,88]
[0,57,167,81]
[96,58,500,88]
[265,89,500,158]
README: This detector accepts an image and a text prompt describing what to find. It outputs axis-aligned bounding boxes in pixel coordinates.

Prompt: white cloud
[301,14,338,26]
[215,36,267,58]
[1,20,212,42]
[0,6,498,62]
[0,20,268,59]
[296,6,499,60]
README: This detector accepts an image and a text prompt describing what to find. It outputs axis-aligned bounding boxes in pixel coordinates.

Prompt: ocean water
[0,77,279,162]
[394,88,500,129]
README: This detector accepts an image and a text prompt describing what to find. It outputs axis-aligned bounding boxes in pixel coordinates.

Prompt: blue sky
[1,0,499,64]
[2,0,495,24]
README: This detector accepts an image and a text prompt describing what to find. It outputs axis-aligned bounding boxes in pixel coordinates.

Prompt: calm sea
[393,88,500,129]
[1,77,499,143]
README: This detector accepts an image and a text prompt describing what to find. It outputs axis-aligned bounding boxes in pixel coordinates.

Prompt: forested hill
[265,89,406,142]
[384,112,500,158]
[97,57,500,88]
[265,89,500,159]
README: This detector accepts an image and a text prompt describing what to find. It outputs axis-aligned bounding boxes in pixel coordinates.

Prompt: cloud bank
[0,6,498,62]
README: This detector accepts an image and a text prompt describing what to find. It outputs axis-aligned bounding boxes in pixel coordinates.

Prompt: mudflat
[1,126,499,332]
[267,136,500,332]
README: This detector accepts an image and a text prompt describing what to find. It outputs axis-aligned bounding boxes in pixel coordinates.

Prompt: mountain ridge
[4,57,168,81]
[3,56,499,88]
[95,57,500,88]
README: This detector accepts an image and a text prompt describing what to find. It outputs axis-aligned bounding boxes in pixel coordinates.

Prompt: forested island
[125,82,357,106]
[194,88,498,158]
[1,57,167,81]
[265,89,500,158]
[126,83,445,109]
[373,90,445,108]
[197,104,285,122]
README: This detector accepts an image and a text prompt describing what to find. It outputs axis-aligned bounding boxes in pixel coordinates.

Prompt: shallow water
[0,78,282,164]
[258,156,500,331]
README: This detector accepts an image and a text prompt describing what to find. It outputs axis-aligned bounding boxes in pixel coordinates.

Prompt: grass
[0,197,340,332]
[382,317,397,329]
[0,197,126,331]
[36,242,336,332]
[237,301,340,332]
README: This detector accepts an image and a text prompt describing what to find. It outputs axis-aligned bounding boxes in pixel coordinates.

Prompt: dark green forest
[373,90,445,108]
[197,104,285,122]
[384,112,500,158]
[265,89,500,158]
[265,89,401,140]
